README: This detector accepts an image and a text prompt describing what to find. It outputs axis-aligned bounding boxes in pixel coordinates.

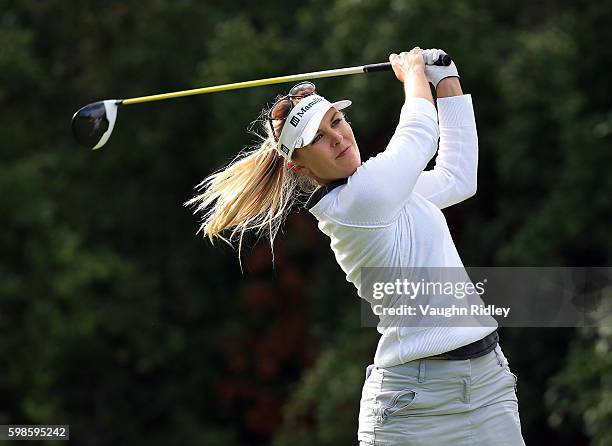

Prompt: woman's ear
[286,161,301,173]
[288,161,321,184]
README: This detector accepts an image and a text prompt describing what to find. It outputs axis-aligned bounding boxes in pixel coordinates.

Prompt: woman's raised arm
[413,77,479,209]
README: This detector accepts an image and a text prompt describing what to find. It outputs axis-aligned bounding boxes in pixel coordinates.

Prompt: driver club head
[72,100,121,150]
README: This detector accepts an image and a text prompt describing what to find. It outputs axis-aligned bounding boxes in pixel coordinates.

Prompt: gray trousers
[358,345,525,445]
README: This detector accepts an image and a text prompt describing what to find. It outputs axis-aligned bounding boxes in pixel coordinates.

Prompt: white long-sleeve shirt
[307,95,497,367]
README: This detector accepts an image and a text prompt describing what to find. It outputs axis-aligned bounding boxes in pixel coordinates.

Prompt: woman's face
[291,108,361,184]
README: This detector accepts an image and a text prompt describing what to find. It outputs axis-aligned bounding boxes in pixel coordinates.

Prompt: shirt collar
[305,178,348,210]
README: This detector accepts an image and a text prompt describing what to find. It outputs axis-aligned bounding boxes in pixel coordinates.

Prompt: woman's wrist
[436,77,463,98]
[404,69,434,105]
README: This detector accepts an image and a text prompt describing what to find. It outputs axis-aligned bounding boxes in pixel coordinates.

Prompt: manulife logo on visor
[289,96,324,127]
[277,95,331,160]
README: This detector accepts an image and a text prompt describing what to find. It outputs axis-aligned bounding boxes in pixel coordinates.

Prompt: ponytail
[185,118,317,261]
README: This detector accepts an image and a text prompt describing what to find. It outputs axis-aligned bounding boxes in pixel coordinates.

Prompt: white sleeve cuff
[437,94,475,128]
[400,97,438,124]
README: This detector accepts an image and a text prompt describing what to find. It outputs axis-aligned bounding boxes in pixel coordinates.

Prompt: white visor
[276,94,351,160]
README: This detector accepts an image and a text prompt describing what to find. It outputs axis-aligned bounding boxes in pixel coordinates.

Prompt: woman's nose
[331,130,343,146]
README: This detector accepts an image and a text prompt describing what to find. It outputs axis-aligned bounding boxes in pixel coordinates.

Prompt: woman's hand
[389,47,425,83]
[389,47,434,105]
[422,48,462,96]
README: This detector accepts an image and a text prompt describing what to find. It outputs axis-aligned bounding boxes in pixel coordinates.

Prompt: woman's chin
[343,150,361,175]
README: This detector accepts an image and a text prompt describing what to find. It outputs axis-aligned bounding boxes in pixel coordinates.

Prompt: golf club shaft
[122,65,371,106]
[72,55,451,149]
[120,56,450,106]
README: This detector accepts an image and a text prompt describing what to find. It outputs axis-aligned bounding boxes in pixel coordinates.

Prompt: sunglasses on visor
[267,81,316,142]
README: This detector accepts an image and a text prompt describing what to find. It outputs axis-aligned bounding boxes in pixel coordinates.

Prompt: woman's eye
[313,134,323,143]
[332,118,342,126]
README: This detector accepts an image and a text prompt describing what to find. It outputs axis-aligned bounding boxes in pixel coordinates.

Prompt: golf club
[71,54,452,150]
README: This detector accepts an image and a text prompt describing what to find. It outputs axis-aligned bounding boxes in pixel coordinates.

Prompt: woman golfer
[188,47,525,445]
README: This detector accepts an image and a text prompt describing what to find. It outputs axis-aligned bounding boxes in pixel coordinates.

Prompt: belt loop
[418,360,426,383]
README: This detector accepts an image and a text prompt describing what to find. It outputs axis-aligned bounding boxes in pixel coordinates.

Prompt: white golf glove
[423,48,459,88]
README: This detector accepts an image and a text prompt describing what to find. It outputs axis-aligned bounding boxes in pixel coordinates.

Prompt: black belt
[427,330,499,360]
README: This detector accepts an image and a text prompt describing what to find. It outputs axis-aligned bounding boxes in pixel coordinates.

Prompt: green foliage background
[1,1,611,445]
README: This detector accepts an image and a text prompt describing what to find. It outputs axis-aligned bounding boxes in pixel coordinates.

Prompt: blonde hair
[185,111,318,263]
